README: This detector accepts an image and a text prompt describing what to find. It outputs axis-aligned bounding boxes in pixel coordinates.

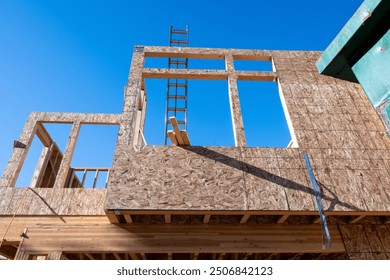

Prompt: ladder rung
[168,107,186,112]
[168,83,187,88]
[171,29,187,35]
[169,58,187,62]
[167,120,185,125]
[169,61,187,66]
[168,95,187,100]
[170,40,187,45]
[169,62,187,66]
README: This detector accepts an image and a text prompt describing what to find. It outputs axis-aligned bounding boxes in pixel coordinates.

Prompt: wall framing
[1,46,390,260]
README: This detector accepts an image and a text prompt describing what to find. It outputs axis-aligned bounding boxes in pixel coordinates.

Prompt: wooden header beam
[16,223,345,256]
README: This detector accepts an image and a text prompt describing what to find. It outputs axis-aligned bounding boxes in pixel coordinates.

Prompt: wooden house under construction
[1,43,390,260]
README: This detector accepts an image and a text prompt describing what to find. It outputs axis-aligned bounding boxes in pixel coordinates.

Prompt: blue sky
[0,0,362,187]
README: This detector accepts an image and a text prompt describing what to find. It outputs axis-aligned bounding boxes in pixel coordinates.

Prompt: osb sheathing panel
[106,145,321,211]
[0,187,106,215]
[107,146,247,210]
[340,224,390,259]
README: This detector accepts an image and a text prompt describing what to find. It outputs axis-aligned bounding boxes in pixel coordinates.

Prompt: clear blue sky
[0,0,362,187]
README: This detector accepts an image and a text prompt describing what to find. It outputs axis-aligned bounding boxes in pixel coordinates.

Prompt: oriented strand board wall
[105,49,390,213]
[0,187,106,215]
[339,223,390,260]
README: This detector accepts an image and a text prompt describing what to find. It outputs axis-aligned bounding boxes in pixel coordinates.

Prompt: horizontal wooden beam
[17,224,345,254]
[29,112,121,125]
[143,46,271,61]
[236,71,277,81]
[142,68,226,80]
[0,216,110,242]
[142,68,277,82]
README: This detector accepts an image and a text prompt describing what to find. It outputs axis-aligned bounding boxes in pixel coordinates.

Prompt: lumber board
[0,216,110,242]
[180,131,190,146]
[35,123,53,147]
[169,117,184,145]
[143,46,270,61]
[167,131,178,146]
[142,68,226,80]
[16,224,346,254]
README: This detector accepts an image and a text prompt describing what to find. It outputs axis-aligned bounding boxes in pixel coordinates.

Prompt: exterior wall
[0,188,106,215]
[340,223,390,260]
[1,46,390,259]
[0,112,120,216]
[106,48,390,215]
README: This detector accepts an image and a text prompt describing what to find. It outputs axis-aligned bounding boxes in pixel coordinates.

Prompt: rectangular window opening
[233,59,273,71]
[69,124,119,188]
[187,80,234,146]
[145,57,225,70]
[237,81,294,148]
[15,123,72,188]
[143,78,235,146]
[15,134,44,188]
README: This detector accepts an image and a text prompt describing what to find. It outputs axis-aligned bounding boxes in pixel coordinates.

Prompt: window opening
[237,81,293,147]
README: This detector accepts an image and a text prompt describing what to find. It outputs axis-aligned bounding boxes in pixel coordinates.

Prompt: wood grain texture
[0,188,106,215]
[15,223,345,254]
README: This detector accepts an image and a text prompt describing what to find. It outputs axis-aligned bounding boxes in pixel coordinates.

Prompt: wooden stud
[164,214,171,224]
[29,146,50,188]
[53,122,81,188]
[169,117,185,145]
[225,54,246,147]
[313,216,321,224]
[350,215,366,224]
[180,131,191,146]
[240,214,251,224]
[129,253,139,260]
[243,253,252,260]
[218,253,226,260]
[167,252,172,260]
[277,214,290,224]
[35,123,53,147]
[113,253,121,260]
[106,211,120,224]
[203,215,211,224]
[84,253,95,260]
[140,253,147,260]
[266,253,277,260]
[167,131,178,146]
[0,115,37,188]
[124,215,133,224]
[192,253,199,260]
[292,253,302,260]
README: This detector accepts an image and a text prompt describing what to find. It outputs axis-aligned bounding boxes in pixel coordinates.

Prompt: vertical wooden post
[0,114,37,188]
[117,47,145,149]
[225,54,246,147]
[47,251,63,260]
[54,122,81,188]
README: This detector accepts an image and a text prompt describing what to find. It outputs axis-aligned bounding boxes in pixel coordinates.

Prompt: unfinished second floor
[1,46,390,221]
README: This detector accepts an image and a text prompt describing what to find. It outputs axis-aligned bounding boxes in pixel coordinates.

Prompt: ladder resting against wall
[164,25,189,145]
